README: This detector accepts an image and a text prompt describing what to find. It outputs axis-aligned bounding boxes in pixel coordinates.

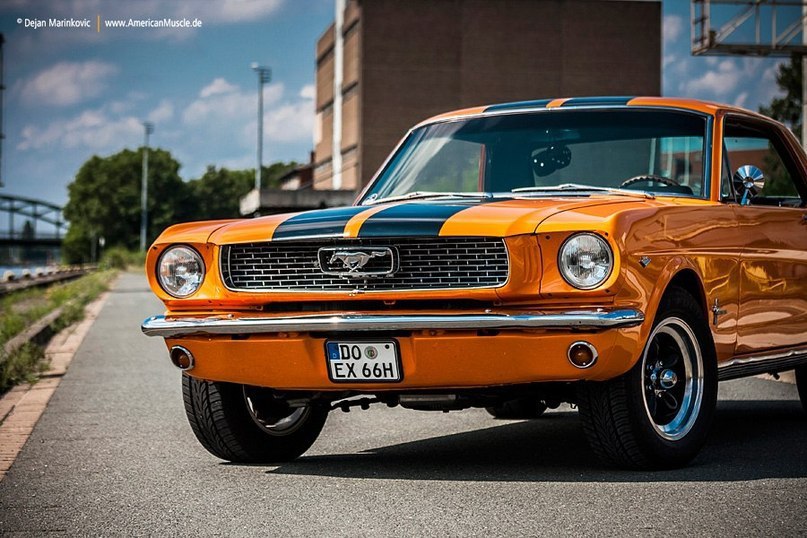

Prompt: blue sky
[0,0,794,209]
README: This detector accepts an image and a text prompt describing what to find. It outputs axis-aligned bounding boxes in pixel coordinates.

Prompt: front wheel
[577,287,717,470]
[182,374,328,463]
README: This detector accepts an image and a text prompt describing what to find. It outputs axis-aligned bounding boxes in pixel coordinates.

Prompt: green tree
[63,148,189,263]
[184,161,300,220]
[187,166,254,220]
[758,55,802,197]
[261,161,299,189]
[759,54,801,141]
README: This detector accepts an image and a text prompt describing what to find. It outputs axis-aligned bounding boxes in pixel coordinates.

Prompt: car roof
[417,96,771,128]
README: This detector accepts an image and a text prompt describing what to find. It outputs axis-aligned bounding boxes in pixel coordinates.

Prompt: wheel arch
[641,258,709,326]
[635,258,714,362]
[664,268,708,321]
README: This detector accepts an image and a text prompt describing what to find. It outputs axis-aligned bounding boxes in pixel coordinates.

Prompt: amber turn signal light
[170,346,195,371]
[568,341,598,369]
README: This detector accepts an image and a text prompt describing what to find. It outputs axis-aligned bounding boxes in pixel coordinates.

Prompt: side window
[724,127,803,206]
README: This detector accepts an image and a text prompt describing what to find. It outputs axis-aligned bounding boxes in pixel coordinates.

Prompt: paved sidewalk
[0,288,111,479]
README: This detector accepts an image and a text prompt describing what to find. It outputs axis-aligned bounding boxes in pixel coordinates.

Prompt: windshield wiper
[511,183,654,199]
[364,191,496,205]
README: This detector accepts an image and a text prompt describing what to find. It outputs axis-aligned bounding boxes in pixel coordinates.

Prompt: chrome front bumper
[141,308,644,338]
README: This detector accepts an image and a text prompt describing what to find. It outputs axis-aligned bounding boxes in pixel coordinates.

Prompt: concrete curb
[0,288,112,481]
[2,306,64,358]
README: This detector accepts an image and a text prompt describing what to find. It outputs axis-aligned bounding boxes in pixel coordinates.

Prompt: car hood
[205,197,646,244]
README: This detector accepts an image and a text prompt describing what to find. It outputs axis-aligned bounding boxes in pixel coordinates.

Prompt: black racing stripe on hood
[356,202,472,237]
[272,206,369,240]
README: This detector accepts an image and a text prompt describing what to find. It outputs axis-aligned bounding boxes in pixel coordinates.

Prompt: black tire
[486,398,548,419]
[796,365,807,414]
[577,286,717,470]
[182,374,328,463]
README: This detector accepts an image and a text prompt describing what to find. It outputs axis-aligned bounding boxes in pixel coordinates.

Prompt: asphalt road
[1,272,805,536]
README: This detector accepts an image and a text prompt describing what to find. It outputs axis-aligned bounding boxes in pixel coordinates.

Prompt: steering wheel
[619,174,681,189]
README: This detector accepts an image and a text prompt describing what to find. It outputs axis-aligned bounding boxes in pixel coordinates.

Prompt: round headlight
[157,246,205,298]
[558,233,613,290]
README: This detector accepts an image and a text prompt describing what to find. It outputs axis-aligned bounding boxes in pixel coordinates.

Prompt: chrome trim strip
[141,308,645,338]
[718,347,807,381]
[719,347,807,369]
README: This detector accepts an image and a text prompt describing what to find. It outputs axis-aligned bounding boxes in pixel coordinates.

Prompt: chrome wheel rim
[243,387,310,436]
[641,317,704,441]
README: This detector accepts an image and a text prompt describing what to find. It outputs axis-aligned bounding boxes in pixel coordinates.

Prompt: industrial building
[312,0,662,193]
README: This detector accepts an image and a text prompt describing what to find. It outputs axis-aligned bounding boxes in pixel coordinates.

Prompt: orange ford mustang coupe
[142,96,807,469]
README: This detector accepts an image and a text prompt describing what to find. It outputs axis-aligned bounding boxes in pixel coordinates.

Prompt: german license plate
[325,340,402,383]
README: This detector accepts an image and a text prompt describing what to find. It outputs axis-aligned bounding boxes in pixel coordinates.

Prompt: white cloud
[299,84,316,100]
[758,62,786,105]
[684,58,753,98]
[182,79,283,126]
[671,56,785,111]
[200,78,239,98]
[179,0,285,23]
[177,78,314,176]
[148,99,175,123]
[663,54,677,69]
[252,100,315,143]
[663,15,684,45]
[17,107,142,151]
[17,61,118,107]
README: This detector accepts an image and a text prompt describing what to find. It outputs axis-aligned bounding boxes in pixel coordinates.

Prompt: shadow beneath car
[265,400,807,483]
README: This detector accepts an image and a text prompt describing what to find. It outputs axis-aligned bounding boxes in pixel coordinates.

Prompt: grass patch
[0,343,47,392]
[0,270,117,394]
[100,246,145,271]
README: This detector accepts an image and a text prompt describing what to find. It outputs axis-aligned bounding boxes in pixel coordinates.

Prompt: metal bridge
[0,194,64,247]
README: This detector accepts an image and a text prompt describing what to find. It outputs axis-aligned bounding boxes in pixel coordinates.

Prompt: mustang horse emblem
[329,250,387,273]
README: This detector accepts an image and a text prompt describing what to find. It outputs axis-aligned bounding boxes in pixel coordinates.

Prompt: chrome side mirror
[732,165,765,205]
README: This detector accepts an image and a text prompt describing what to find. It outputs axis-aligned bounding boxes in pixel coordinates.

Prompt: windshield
[362,109,709,203]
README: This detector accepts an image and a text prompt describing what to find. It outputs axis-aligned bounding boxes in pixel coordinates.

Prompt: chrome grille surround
[220,237,509,292]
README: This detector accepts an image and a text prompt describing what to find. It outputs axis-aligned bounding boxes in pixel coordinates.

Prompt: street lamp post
[140,121,154,251]
[0,33,6,189]
[251,63,271,192]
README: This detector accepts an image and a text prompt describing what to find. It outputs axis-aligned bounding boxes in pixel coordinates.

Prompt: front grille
[220,237,509,292]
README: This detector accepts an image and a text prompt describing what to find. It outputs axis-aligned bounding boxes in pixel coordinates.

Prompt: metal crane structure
[691,0,807,148]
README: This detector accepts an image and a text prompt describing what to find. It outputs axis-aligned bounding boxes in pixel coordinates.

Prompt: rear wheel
[577,287,717,469]
[486,398,548,419]
[182,374,328,463]
[796,365,807,414]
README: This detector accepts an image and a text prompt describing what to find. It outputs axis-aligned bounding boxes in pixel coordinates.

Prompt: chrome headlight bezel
[157,245,205,298]
[558,233,614,290]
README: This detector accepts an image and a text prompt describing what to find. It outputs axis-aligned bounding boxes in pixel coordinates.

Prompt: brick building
[312,0,662,193]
